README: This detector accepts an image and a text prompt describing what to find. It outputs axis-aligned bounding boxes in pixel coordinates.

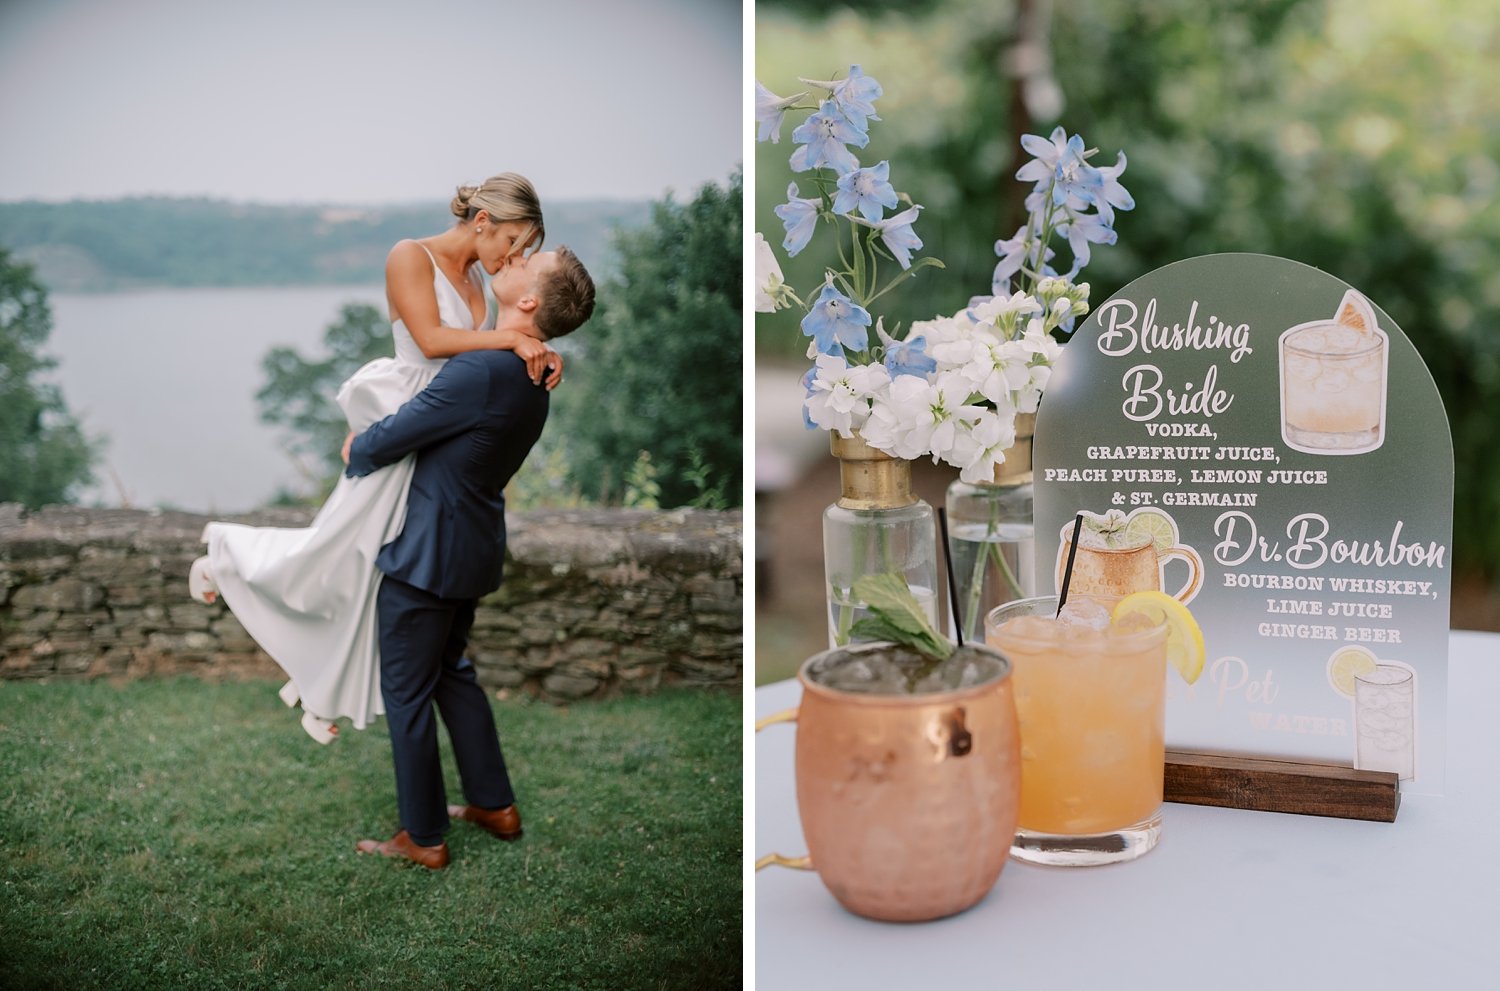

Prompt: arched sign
[1035,254,1452,793]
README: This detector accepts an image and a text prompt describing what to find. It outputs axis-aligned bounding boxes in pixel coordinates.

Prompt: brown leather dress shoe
[355,829,450,869]
[447,803,523,841]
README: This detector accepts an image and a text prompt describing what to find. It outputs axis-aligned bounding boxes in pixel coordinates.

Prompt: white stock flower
[950,408,1020,484]
[970,290,1043,331]
[872,370,986,462]
[1014,322,1064,412]
[804,353,891,438]
[754,233,784,313]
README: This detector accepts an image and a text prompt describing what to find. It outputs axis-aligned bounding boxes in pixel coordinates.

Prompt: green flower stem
[957,491,1027,642]
[834,513,902,646]
[867,257,946,306]
[850,220,866,300]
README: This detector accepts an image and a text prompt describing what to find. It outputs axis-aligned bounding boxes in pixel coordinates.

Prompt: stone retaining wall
[0,505,741,701]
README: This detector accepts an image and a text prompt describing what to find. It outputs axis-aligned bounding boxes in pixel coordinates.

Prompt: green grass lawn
[0,678,741,991]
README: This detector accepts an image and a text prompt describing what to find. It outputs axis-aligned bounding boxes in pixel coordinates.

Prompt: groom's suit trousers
[377,575,516,845]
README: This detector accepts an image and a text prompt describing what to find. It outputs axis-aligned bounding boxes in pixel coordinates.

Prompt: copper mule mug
[756,642,1022,922]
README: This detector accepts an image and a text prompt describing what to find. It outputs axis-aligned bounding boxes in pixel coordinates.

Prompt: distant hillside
[0,197,651,292]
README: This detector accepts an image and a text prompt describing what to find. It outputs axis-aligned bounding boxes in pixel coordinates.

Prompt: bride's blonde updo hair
[450,172,545,251]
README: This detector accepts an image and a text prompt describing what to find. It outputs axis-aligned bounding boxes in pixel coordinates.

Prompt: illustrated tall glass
[985,594,1168,866]
[1354,664,1415,780]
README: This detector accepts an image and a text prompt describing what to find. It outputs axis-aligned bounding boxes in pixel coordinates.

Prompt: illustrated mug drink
[985,595,1168,866]
[755,642,1021,921]
[1056,515,1203,605]
[1279,290,1388,454]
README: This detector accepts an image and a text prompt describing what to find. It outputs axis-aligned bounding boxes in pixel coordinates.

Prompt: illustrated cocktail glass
[1354,664,1415,780]
[985,595,1168,866]
[1279,291,1388,454]
[1056,511,1202,606]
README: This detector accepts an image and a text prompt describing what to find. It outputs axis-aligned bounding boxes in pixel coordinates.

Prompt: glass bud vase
[823,432,939,647]
[944,413,1037,643]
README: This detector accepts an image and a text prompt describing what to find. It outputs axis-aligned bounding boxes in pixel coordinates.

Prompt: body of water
[48,284,387,513]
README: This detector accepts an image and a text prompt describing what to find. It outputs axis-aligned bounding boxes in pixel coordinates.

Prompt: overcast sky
[0,0,741,205]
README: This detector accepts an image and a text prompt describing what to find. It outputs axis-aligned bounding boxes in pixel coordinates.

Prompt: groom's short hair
[534,247,595,340]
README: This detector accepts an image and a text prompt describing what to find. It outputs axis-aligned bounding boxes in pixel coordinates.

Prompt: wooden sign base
[1165,750,1400,822]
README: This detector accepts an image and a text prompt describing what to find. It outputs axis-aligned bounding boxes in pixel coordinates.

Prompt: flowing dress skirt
[203,355,441,729]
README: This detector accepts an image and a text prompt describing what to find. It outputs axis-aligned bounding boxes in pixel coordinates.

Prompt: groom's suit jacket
[345,351,548,600]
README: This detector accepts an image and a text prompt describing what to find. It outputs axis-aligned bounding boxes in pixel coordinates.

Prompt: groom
[342,247,595,869]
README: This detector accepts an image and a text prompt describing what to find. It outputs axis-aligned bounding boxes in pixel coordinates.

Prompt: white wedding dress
[203,249,488,729]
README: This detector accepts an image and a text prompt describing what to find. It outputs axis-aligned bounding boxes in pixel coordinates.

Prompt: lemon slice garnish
[1123,508,1177,553]
[1327,646,1378,697]
[1112,591,1207,685]
[1334,289,1377,334]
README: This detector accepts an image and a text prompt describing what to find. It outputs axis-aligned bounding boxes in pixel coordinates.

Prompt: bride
[190,173,561,743]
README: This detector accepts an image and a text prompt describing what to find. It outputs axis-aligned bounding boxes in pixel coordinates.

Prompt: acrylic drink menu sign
[1033,253,1453,793]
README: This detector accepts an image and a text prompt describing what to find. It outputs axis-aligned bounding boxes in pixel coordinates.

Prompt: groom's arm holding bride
[340,352,546,477]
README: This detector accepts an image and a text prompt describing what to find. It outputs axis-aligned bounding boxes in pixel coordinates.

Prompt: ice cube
[995,614,1061,643]
[1058,598,1112,630]
[1285,354,1320,381]
[1292,328,1327,352]
[1076,526,1113,549]
[1314,369,1351,393]
[1325,326,1361,352]
[814,651,913,694]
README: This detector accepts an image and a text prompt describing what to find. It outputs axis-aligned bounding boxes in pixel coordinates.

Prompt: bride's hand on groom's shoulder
[341,431,355,465]
[506,334,560,388]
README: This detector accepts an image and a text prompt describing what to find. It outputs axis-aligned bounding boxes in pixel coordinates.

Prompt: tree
[554,171,743,508]
[256,303,391,487]
[758,0,1500,576]
[0,248,95,507]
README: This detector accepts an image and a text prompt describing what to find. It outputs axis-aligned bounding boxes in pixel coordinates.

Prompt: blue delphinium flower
[1016,126,1105,211]
[872,205,923,270]
[832,161,898,222]
[1093,151,1135,225]
[991,224,1031,291]
[800,365,818,430]
[801,279,872,354]
[789,101,866,173]
[755,81,805,144]
[774,183,822,257]
[828,64,882,131]
[876,318,938,379]
[1056,212,1117,276]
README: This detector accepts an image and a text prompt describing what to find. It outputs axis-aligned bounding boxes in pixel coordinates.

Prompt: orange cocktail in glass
[985,594,1168,866]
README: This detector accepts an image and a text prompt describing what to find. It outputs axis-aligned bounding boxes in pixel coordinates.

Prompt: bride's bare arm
[386,242,554,384]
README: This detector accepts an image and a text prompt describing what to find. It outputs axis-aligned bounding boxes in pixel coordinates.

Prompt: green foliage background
[0,249,95,506]
[758,0,1500,576]
[552,172,744,509]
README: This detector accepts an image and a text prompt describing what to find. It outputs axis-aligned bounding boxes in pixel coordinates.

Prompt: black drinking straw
[1056,513,1085,616]
[937,507,964,646]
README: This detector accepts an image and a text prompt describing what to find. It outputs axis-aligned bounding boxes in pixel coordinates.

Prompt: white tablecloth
[754,630,1499,989]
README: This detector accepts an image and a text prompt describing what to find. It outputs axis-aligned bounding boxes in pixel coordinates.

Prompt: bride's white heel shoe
[188,556,218,604]
[300,710,339,745]
[282,680,335,744]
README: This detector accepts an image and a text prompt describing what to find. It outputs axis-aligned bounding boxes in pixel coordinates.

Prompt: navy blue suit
[346,350,548,845]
